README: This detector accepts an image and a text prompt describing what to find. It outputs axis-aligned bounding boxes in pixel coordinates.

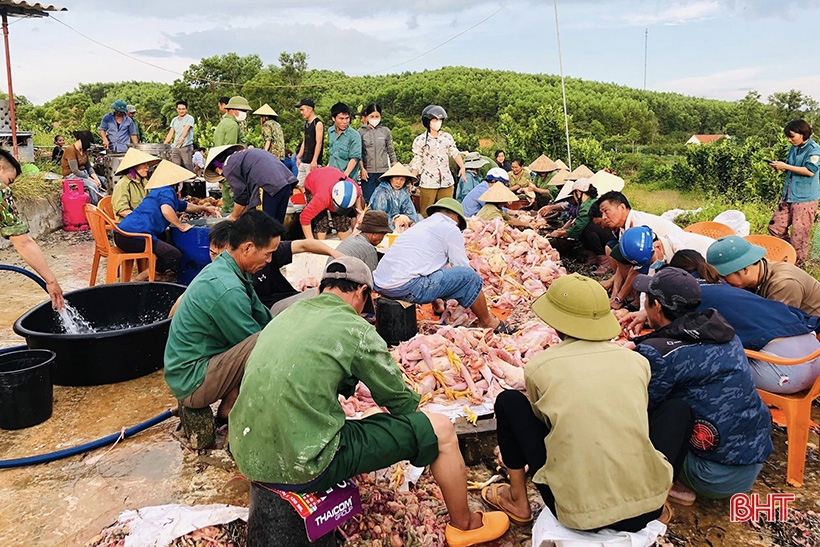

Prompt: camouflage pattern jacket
[635,309,773,466]
[0,182,28,238]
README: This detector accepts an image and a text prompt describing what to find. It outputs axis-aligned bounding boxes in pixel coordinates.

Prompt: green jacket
[229,292,420,484]
[213,114,243,147]
[111,175,147,222]
[565,197,595,239]
[525,337,672,530]
[164,252,272,399]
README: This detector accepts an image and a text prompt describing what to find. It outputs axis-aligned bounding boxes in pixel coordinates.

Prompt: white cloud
[655,66,820,101]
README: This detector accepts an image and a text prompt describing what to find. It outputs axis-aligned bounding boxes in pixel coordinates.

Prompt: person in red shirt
[300,166,362,240]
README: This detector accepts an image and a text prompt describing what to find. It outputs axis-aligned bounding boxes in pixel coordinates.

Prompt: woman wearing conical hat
[368,163,420,232]
[253,103,285,160]
[475,182,532,229]
[111,148,160,222]
[116,161,220,279]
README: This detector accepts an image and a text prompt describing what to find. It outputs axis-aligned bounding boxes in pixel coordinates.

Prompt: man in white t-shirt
[597,191,714,309]
[164,100,195,171]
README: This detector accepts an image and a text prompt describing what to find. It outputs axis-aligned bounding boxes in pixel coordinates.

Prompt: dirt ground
[0,231,818,546]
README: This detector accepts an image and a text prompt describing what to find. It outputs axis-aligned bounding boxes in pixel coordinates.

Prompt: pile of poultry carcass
[340,321,561,416]
[463,218,566,309]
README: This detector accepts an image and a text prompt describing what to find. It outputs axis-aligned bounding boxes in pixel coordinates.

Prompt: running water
[57,304,96,334]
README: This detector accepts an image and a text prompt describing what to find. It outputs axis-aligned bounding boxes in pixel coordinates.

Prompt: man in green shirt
[230,256,510,547]
[327,102,362,181]
[254,103,285,160]
[214,95,251,213]
[165,210,285,427]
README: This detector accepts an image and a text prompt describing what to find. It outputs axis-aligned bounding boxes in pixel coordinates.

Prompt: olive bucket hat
[426,198,467,230]
[225,96,252,111]
[531,274,621,341]
[706,236,767,276]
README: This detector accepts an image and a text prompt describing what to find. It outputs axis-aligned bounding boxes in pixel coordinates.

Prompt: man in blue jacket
[632,267,773,506]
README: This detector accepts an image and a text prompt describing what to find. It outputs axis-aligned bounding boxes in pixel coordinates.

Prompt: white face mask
[368,118,380,128]
[429,120,443,131]
[235,111,247,122]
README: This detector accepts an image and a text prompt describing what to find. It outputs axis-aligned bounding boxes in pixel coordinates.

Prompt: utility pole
[643,28,648,90]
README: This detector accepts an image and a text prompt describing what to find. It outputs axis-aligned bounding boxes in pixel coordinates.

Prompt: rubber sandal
[658,502,673,525]
[481,484,533,525]
[493,320,516,335]
[444,511,510,547]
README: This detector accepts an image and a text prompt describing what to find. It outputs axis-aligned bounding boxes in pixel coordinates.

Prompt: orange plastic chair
[683,221,735,239]
[83,204,156,285]
[745,347,820,487]
[743,234,797,265]
[98,196,116,223]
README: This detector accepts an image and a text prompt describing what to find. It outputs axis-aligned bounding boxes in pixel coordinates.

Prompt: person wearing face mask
[214,95,251,214]
[411,105,466,216]
[115,160,220,280]
[358,103,398,203]
[111,148,161,221]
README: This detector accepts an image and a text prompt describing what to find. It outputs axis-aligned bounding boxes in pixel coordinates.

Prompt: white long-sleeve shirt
[374,213,470,290]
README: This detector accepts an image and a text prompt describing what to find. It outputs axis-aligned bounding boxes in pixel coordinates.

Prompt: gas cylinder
[61,178,90,231]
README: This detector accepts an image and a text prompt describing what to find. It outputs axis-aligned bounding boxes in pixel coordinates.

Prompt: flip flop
[481,484,533,525]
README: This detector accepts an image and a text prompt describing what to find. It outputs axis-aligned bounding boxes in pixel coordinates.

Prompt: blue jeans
[362,172,383,204]
[78,170,106,205]
[376,267,482,308]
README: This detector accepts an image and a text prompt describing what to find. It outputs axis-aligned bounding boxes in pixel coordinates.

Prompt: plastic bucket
[375,297,418,346]
[0,349,55,430]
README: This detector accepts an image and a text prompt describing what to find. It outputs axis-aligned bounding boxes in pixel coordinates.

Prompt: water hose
[0,264,48,292]
[0,409,176,469]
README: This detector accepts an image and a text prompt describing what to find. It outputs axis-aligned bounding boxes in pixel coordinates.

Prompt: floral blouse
[410,131,460,189]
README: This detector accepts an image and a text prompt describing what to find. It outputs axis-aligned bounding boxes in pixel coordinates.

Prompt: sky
[7,0,816,105]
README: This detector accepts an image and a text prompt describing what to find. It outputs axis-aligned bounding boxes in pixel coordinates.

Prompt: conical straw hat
[204,144,244,182]
[145,160,196,190]
[547,169,571,186]
[479,182,519,204]
[554,159,569,171]
[529,155,558,173]
[379,163,418,184]
[253,103,278,117]
[589,170,625,194]
[567,164,595,180]
[114,148,161,175]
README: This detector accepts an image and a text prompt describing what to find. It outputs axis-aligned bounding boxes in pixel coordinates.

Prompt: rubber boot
[179,405,216,449]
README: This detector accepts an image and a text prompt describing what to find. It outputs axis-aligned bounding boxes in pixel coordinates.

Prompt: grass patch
[10,174,62,201]
[622,185,704,216]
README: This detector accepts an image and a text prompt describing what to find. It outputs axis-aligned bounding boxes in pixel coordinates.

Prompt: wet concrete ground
[0,231,818,546]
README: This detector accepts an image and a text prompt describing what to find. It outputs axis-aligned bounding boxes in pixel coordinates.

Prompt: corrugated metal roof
[0,0,66,17]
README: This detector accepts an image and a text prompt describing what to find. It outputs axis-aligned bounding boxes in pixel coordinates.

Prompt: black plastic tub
[13,283,186,386]
[0,349,55,429]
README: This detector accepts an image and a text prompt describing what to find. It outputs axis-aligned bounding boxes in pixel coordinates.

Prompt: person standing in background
[126,105,144,143]
[494,150,512,172]
[254,104,285,160]
[214,95,251,214]
[218,96,229,115]
[99,100,137,153]
[295,98,324,188]
[358,103,398,203]
[51,135,65,165]
[411,105,465,216]
[327,102,362,182]
[164,100,195,171]
[768,119,820,265]
[192,147,206,177]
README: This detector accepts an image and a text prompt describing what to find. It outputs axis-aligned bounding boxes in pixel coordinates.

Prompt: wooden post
[1,9,17,158]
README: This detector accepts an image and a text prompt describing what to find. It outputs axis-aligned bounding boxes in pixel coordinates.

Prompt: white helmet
[485,167,509,183]
[332,179,358,211]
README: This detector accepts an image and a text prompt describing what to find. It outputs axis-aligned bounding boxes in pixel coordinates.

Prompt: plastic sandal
[444,511,510,547]
[481,484,533,525]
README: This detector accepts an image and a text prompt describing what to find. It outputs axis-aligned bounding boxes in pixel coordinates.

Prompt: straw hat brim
[379,163,418,184]
[479,183,519,203]
[547,169,571,186]
[114,148,161,175]
[253,103,279,117]
[204,144,244,182]
[568,165,595,180]
[529,155,558,173]
[145,160,196,190]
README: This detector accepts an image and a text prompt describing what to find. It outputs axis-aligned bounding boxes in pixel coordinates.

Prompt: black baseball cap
[295,98,315,108]
[633,267,701,312]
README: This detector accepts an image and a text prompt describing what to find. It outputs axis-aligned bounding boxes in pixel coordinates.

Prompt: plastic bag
[713,210,750,236]
[531,506,666,547]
